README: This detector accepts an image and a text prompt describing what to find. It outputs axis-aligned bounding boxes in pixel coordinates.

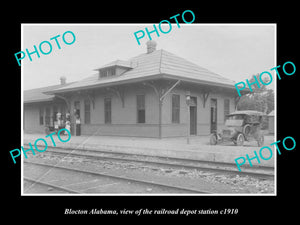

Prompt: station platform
[23,133,275,168]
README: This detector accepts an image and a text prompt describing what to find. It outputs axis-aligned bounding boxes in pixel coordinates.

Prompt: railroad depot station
[24,40,245,138]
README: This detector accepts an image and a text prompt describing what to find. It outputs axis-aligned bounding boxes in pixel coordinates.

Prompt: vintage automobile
[210,110,265,146]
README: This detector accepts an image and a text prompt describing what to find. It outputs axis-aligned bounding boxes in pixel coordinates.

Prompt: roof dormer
[95,60,133,79]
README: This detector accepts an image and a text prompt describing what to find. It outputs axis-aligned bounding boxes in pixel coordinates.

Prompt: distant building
[24,41,245,138]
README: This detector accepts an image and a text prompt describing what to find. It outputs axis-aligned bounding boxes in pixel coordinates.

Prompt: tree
[236,73,274,114]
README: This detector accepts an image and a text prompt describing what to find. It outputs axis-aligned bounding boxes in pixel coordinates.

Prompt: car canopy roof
[228,110,266,116]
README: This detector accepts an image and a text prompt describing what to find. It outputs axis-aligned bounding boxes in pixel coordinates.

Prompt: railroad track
[23,161,211,194]
[24,176,80,194]
[25,145,275,180]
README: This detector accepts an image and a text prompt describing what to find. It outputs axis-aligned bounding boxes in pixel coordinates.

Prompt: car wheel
[236,133,245,146]
[210,133,218,145]
[243,124,251,138]
[257,135,264,147]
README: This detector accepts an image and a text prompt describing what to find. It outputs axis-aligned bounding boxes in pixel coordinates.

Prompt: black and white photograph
[4,5,298,220]
[21,24,276,195]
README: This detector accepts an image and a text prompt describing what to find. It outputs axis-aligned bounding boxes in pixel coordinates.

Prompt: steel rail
[33,146,274,180]
[24,161,211,194]
[24,176,80,194]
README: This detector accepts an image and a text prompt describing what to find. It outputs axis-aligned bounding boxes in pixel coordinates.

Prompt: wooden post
[143,80,181,139]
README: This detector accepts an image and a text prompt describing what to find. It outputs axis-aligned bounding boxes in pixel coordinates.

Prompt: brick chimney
[60,76,66,85]
[146,40,157,54]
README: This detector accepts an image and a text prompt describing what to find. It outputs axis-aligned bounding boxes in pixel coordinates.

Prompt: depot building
[24,41,244,138]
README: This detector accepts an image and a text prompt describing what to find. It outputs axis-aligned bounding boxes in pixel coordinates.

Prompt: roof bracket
[55,94,71,112]
[201,91,210,108]
[107,87,125,107]
[143,80,181,103]
[143,81,160,97]
[159,80,181,102]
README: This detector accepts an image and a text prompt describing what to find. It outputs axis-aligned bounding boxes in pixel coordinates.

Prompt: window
[84,99,91,124]
[104,98,111,124]
[172,94,180,123]
[107,67,116,76]
[39,107,44,125]
[100,67,116,78]
[60,105,66,121]
[45,107,50,126]
[100,70,107,78]
[224,99,230,122]
[137,95,145,123]
[74,101,80,117]
[53,105,58,121]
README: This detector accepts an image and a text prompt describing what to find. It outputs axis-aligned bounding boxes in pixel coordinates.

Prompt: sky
[22,24,276,90]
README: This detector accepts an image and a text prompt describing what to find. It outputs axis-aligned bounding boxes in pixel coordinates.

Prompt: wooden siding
[24,82,236,137]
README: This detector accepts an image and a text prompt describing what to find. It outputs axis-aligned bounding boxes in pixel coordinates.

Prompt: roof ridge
[24,83,69,92]
[158,49,235,82]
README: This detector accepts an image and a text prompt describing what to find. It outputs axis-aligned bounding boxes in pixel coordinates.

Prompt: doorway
[189,97,197,135]
[74,101,81,136]
[210,98,217,133]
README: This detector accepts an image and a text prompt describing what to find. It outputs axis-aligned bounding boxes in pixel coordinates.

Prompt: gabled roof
[47,49,236,94]
[96,59,133,70]
[24,83,72,104]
